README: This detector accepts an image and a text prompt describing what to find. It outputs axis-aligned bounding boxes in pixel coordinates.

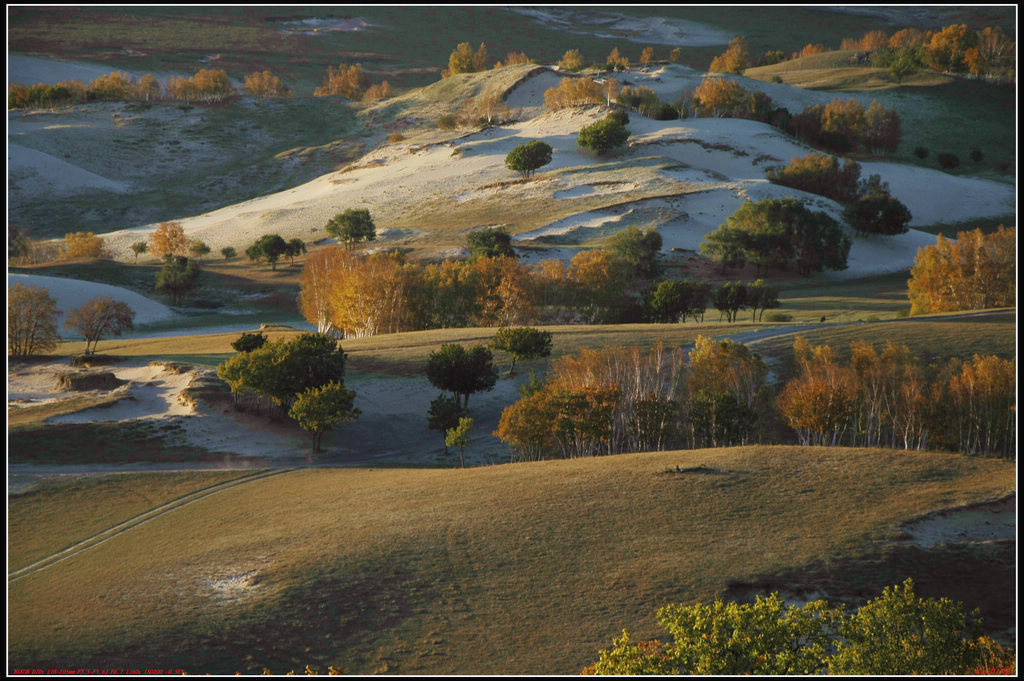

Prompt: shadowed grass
[8,470,254,571]
[7,447,1014,674]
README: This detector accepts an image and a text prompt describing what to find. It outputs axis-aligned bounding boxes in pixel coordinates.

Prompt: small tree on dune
[325,209,376,250]
[505,140,553,178]
[246,234,289,270]
[130,241,148,263]
[445,417,474,468]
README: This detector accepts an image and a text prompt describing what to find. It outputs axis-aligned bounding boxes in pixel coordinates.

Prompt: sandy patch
[47,363,199,423]
[8,273,177,327]
[898,496,1016,547]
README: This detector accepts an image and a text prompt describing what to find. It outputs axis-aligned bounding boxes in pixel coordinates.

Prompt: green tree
[64,297,135,355]
[427,394,466,453]
[325,209,376,250]
[8,283,60,357]
[285,238,307,264]
[505,140,553,178]
[746,278,780,322]
[189,240,211,261]
[577,116,630,155]
[843,176,912,235]
[646,279,700,323]
[288,381,359,453]
[608,226,662,279]
[445,417,474,468]
[155,254,199,305]
[246,234,288,271]
[490,327,553,375]
[467,227,516,259]
[130,241,148,263]
[713,281,748,323]
[231,331,267,353]
[426,344,499,409]
[221,246,237,260]
[832,579,984,675]
[585,593,843,674]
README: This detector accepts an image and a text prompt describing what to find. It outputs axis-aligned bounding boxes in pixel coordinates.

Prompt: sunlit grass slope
[8,447,1014,675]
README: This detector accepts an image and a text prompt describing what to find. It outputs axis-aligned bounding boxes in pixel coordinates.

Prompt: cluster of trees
[8,68,253,108]
[494,337,770,461]
[907,226,1015,314]
[216,333,358,451]
[314,63,366,99]
[787,97,902,154]
[8,283,61,357]
[543,76,605,109]
[616,85,678,120]
[442,42,491,77]
[766,154,911,236]
[700,198,852,276]
[554,46,682,74]
[709,36,750,74]
[9,284,135,357]
[584,579,1015,675]
[778,337,1015,457]
[840,24,1016,81]
[243,70,292,98]
[245,234,306,271]
[63,231,108,259]
[690,77,779,123]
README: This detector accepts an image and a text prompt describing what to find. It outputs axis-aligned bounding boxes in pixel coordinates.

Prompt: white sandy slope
[9,142,131,195]
[8,273,177,327]
[23,64,1015,279]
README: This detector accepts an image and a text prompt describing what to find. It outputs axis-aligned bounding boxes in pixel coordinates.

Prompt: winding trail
[7,467,297,584]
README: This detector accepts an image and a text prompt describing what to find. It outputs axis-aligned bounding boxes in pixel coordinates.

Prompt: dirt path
[7,468,297,584]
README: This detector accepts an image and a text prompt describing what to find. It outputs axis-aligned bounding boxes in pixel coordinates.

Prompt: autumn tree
[63,232,107,259]
[289,381,359,453]
[640,47,655,65]
[314,64,367,98]
[691,77,744,118]
[543,76,603,109]
[426,344,499,410]
[964,26,1015,80]
[766,153,862,203]
[776,337,856,446]
[490,327,553,375]
[558,49,586,72]
[8,283,60,357]
[149,222,190,259]
[567,249,635,322]
[820,98,867,153]
[470,256,535,326]
[709,36,749,74]
[606,47,629,71]
[926,24,979,74]
[65,297,135,355]
[362,80,393,101]
[505,140,553,178]
[907,226,1015,314]
[443,42,489,77]
[930,354,1015,458]
[328,251,417,337]
[244,70,292,98]
[325,209,376,250]
[862,99,902,152]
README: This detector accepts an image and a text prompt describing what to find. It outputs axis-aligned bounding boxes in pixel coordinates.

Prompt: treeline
[8,68,289,109]
[494,338,770,460]
[493,335,1015,462]
[693,77,902,155]
[298,238,780,338]
[715,24,1015,82]
[907,226,1015,315]
[767,153,911,236]
[779,337,1015,457]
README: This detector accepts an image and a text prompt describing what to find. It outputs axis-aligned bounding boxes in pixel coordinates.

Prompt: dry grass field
[8,447,1015,675]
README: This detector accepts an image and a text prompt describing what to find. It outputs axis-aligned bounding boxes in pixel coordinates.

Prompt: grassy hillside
[8,447,1014,674]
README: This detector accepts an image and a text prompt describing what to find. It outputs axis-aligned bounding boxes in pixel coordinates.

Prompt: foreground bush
[584,579,1014,675]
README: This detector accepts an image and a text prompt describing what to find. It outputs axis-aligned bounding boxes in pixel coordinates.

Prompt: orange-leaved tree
[148,222,191,258]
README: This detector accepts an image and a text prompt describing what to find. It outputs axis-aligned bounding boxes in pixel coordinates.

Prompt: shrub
[937,152,960,169]
[914,145,929,159]
[505,140,553,178]
[763,311,792,322]
[970,148,984,163]
[387,132,405,143]
[577,116,630,154]
[437,114,458,130]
